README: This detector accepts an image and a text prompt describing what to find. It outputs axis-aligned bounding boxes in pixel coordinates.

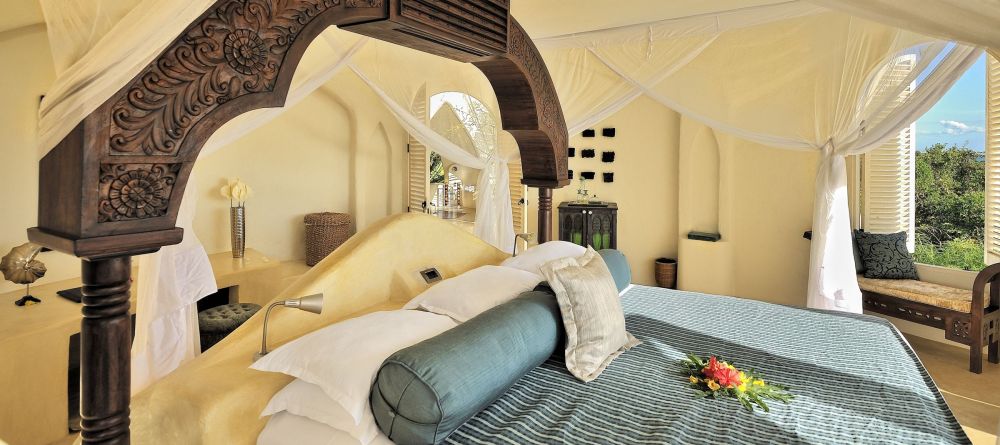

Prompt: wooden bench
[859,264,1000,373]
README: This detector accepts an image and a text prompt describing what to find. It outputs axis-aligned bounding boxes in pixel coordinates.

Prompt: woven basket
[304,212,352,266]
[654,258,677,289]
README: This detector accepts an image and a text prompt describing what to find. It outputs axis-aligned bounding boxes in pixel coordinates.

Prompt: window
[859,53,992,271]
[861,53,991,271]
[406,89,528,232]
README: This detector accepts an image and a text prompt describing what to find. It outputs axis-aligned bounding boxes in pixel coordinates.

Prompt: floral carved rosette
[98,164,179,222]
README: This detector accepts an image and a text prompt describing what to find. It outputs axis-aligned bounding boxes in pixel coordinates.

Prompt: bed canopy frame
[27,1,568,443]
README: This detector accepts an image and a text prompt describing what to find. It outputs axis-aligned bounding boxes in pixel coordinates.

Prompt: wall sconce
[254,294,324,361]
[512,233,536,256]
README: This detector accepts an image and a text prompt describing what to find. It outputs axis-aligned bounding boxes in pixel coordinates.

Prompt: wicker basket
[304,212,352,266]
[654,258,677,289]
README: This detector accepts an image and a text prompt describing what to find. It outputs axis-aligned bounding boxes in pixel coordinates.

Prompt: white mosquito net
[34,0,999,384]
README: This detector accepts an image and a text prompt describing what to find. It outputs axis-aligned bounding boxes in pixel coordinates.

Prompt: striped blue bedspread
[447,285,969,445]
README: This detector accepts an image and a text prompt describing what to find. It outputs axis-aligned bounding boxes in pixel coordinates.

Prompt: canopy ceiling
[3,0,793,39]
[510,0,791,39]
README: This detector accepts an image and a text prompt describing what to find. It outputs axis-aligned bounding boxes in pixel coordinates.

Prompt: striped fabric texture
[447,285,969,445]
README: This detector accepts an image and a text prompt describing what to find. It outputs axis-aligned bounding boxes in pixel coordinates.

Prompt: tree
[913,143,985,270]
[429,152,445,184]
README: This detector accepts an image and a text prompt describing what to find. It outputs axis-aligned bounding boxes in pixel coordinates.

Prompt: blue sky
[915,54,987,151]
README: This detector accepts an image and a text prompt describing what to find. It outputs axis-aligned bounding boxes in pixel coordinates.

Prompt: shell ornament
[1,242,47,306]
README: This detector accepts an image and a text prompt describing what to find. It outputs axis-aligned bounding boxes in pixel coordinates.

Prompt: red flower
[702,356,725,380]
[715,366,743,389]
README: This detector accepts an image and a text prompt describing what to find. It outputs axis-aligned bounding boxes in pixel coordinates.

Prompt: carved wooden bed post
[537,188,554,242]
[29,1,566,442]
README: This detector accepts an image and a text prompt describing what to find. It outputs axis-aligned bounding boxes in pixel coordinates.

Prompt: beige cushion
[541,247,640,382]
[857,275,982,313]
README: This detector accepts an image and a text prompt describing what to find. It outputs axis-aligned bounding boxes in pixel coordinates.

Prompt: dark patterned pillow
[852,230,866,274]
[855,231,918,280]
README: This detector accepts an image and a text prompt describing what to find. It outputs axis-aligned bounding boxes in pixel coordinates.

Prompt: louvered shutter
[862,123,916,250]
[986,55,1000,263]
[862,58,916,251]
[508,161,527,234]
[407,87,428,213]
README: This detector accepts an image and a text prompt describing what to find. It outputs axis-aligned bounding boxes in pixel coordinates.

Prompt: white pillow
[403,265,541,322]
[261,379,378,444]
[501,241,586,277]
[257,411,393,445]
[250,310,456,423]
[541,247,640,382]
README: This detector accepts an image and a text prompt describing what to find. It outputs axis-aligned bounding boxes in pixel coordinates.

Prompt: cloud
[938,120,984,135]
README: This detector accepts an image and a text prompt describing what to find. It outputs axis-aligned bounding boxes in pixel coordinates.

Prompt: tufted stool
[198,303,261,351]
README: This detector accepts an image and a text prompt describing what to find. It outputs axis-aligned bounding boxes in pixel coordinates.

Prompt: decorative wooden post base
[538,188,554,243]
[80,257,132,444]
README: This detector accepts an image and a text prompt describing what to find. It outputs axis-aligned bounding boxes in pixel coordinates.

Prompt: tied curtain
[535,8,980,312]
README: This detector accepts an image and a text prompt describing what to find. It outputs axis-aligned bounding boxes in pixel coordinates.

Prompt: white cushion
[501,241,586,277]
[250,310,456,423]
[261,379,378,444]
[541,247,640,382]
[257,411,393,445]
[403,265,541,322]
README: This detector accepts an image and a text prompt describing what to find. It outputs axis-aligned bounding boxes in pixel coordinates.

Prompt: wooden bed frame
[27,2,569,443]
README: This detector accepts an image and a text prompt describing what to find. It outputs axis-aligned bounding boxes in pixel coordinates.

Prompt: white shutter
[862,57,916,250]
[508,161,527,234]
[986,55,1000,263]
[407,86,428,213]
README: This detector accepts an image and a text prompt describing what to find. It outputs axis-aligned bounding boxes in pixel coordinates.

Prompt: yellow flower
[726,363,736,370]
[753,379,765,386]
[707,380,721,391]
[737,382,747,393]
[689,376,699,384]
[739,371,747,382]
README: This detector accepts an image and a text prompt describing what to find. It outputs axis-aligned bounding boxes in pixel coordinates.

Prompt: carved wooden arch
[27,1,568,443]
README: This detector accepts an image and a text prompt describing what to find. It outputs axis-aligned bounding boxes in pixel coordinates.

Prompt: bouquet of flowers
[681,354,793,412]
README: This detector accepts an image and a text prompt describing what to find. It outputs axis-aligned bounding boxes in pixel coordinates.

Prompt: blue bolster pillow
[370,288,562,444]
[598,249,631,292]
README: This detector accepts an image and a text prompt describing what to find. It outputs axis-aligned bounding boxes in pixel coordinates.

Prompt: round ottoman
[198,303,261,351]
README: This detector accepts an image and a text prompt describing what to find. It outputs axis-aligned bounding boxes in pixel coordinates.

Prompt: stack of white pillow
[253,241,637,445]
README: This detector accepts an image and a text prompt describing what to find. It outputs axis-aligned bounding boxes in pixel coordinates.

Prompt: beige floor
[905,334,1000,445]
[50,335,1000,445]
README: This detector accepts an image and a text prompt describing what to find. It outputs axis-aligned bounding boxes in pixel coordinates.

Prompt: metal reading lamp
[254,294,324,361]
[512,233,536,256]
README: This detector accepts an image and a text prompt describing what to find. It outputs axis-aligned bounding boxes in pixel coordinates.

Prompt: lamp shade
[287,294,324,314]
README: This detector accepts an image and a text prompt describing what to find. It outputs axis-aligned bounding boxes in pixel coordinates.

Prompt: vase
[655,258,677,289]
[230,206,246,258]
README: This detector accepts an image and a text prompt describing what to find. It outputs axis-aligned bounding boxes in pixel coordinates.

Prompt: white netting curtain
[132,176,217,395]
[537,9,979,312]
[431,100,515,250]
[340,31,516,251]
[807,0,1000,59]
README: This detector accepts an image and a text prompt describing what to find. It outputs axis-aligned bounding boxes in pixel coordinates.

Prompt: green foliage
[429,152,445,184]
[914,143,986,271]
[913,237,985,271]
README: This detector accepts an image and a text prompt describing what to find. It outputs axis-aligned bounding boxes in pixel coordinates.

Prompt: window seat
[857,276,985,313]
[858,268,1000,373]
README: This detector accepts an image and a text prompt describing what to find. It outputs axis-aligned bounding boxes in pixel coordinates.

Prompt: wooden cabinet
[558,202,618,250]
